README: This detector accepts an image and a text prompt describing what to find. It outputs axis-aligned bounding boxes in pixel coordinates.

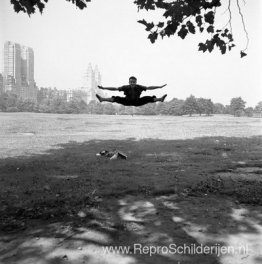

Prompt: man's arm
[97,85,119,91]
[144,84,167,90]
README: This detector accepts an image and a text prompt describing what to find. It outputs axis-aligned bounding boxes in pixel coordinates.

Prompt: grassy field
[0,112,261,204]
[0,113,262,264]
[0,112,261,158]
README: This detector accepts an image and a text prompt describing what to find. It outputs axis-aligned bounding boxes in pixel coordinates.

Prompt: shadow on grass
[0,136,261,263]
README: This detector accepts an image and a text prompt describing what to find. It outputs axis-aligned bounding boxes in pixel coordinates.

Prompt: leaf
[144,0,155,10]
[148,31,158,43]
[240,51,247,58]
[213,34,219,40]
[177,25,188,39]
[138,19,155,31]
[204,11,214,24]
[157,22,165,28]
[74,0,88,10]
[196,15,202,26]
[219,44,226,55]
[12,3,25,13]
[138,19,148,26]
[227,33,233,42]
[135,0,155,10]
[198,43,207,53]
[146,22,155,31]
[203,0,222,8]
[186,21,195,34]
[206,40,214,53]
[160,30,165,39]
[164,22,179,37]
[36,2,45,14]
[207,25,214,33]
[228,44,235,51]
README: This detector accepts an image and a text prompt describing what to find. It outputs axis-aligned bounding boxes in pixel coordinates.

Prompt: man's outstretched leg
[96,94,132,106]
[96,94,114,103]
[133,94,167,106]
[154,94,167,102]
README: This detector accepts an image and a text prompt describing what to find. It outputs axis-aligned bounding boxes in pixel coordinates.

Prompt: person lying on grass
[96,76,167,107]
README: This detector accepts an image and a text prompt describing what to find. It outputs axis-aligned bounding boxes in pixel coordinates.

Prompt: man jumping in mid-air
[96,76,167,107]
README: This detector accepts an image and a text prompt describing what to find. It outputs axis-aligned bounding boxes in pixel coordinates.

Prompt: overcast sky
[0,0,261,106]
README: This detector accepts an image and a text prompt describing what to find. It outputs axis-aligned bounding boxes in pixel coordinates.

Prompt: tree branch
[228,0,232,34]
[221,0,232,34]
[236,0,249,51]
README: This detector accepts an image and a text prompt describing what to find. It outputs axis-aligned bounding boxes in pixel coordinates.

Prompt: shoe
[160,94,167,102]
[96,94,102,102]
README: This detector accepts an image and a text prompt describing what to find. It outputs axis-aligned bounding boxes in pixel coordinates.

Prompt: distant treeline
[0,92,261,117]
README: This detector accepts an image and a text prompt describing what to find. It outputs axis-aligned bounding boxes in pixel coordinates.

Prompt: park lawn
[0,113,262,264]
[0,133,261,222]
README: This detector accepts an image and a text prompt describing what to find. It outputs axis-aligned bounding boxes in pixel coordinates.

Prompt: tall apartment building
[3,42,21,93]
[0,74,3,93]
[3,41,37,101]
[82,64,104,104]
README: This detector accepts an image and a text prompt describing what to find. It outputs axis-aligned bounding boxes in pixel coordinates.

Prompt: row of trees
[0,92,261,117]
[0,93,86,114]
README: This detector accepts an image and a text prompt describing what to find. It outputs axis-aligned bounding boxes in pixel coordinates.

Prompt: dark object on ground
[96,150,127,160]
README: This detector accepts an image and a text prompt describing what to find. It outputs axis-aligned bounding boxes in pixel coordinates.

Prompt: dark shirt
[118,85,146,99]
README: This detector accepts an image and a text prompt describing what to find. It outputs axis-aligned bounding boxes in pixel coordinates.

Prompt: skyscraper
[4,42,21,93]
[3,41,37,100]
[0,74,3,93]
[82,63,104,104]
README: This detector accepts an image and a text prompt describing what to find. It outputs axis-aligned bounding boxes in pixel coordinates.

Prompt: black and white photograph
[0,0,261,263]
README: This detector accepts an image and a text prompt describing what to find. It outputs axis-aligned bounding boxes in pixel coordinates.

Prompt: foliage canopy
[10,0,249,57]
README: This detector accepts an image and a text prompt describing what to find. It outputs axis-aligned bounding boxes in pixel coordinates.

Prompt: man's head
[129,76,137,87]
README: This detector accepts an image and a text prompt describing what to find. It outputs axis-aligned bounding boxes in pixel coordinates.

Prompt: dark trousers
[112,96,156,107]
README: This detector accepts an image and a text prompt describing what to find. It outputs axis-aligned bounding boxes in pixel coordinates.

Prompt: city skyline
[1,40,104,103]
[0,0,261,106]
